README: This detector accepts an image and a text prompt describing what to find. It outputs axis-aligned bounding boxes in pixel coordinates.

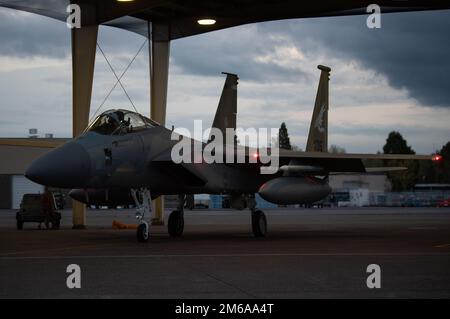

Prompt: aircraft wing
[152,143,433,176]
[278,149,431,160]
[229,145,432,174]
[270,149,433,174]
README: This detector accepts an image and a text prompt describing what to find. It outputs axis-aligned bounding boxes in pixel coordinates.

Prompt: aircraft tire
[137,223,149,242]
[252,210,267,238]
[168,210,184,237]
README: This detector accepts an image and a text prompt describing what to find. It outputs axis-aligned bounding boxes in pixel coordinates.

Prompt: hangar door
[11,175,44,209]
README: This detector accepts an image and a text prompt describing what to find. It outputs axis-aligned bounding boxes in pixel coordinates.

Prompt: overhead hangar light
[197,19,216,26]
[117,0,135,2]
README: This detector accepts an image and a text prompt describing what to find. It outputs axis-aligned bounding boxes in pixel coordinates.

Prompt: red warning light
[253,153,259,159]
[432,154,443,162]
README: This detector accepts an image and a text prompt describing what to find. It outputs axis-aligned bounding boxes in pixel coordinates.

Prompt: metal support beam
[71,24,99,229]
[150,23,171,225]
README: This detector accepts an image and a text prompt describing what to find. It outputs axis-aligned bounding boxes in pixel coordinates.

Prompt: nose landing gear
[131,188,153,243]
[137,222,149,242]
[168,194,185,237]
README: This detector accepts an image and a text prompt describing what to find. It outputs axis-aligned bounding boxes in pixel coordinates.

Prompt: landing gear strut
[248,194,267,238]
[168,194,185,237]
[131,188,153,243]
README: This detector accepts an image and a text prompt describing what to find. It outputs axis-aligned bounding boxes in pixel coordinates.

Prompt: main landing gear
[247,195,267,238]
[168,194,185,237]
[131,188,153,243]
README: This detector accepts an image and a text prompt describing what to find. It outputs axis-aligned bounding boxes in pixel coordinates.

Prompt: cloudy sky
[0,7,449,154]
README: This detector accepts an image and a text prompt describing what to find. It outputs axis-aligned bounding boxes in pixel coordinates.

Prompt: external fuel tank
[258,176,331,205]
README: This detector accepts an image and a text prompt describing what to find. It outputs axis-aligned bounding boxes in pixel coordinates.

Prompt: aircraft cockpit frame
[85,109,159,136]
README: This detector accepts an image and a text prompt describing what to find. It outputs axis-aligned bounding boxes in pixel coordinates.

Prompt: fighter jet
[26,66,433,242]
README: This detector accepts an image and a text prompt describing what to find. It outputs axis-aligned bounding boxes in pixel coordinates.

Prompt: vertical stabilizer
[209,72,238,143]
[306,65,331,152]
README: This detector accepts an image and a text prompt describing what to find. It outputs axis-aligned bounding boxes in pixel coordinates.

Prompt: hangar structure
[0,139,69,209]
[0,0,448,228]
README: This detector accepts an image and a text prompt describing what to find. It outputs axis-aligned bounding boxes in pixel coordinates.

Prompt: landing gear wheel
[17,219,23,230]
[132,189,152,243]
[168,210,184,237]
[137,222,149,243]
[252,210,267,238]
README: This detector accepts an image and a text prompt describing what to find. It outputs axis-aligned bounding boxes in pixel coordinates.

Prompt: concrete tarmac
[1,207,450,299]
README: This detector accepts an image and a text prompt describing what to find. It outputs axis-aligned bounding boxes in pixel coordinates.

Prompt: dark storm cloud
[1,7,449,106]
[259,10,450,107]
[171,10,450,106]
[171,26,309,83]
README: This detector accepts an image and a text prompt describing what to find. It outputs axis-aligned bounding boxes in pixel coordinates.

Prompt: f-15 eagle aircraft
[26,66,433,242]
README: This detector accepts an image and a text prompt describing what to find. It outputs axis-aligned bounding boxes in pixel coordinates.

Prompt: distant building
[28,128,38,139]
[0,138,69,209]
[327,174,392,207]
[329,173,392,193]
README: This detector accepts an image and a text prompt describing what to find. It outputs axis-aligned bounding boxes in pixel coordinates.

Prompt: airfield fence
[368,191,450,207]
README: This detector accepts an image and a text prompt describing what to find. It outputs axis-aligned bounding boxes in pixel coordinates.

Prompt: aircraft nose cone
[26,142,91,188]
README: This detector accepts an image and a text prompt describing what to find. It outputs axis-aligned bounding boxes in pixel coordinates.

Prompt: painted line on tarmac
[1,252,450,261]
[0,242,124,257]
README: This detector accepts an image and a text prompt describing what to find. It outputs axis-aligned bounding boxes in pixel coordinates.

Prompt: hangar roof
[0,1,449,40]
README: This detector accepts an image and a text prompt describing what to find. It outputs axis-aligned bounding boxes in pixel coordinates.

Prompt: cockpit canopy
[86,110,159,135]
